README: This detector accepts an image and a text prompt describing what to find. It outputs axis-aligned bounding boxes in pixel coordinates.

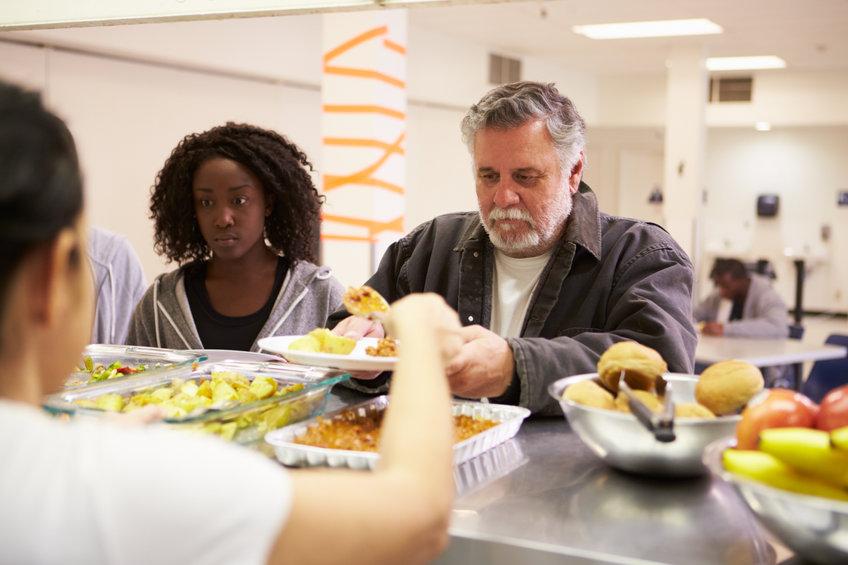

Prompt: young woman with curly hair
[127,123,343,351]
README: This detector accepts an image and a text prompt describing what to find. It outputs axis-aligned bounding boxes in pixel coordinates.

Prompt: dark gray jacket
[127,260,344,352]
[331,183,697,415]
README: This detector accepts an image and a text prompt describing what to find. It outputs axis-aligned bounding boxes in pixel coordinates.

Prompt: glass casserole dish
[46,360,349,444]
[65,344,206,388]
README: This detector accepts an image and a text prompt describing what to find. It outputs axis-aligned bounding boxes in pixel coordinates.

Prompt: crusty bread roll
[675,402,716,419]
[563,380,616,410]
[597,341,668,394]
[614,390,664,413]
[695,360,764,416]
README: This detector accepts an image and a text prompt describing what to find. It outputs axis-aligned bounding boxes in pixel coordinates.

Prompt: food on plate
[735,389,819,450]
[289,328,356,355]
[294,409,498,452]
[722,448,848,501]
[365,338,398,358]
[562,379,615,410]
[816,384,848,431]
[342,285,390,317]
[597,341,667,393]
[614,390,663,414]
[674,402,716,419]
[758,427,848,487]
[695,360,764,416]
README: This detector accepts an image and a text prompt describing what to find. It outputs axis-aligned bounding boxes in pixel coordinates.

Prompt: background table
[695,336,846,368]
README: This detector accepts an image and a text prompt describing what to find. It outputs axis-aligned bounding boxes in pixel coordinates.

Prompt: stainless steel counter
[323,391,785,564]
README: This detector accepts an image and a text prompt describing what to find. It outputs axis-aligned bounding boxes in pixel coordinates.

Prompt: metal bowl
[703,437,848,564]
[548,373,740,477]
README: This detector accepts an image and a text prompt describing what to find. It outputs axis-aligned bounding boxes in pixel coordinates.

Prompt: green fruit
[832,426,848,451]
[759,427,848,487]
[723,449,848,501]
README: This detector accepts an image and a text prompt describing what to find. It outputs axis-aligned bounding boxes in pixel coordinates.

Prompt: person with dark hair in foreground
[695,258,789,338]
[0,80,463,565]
[332,81,697,415]
[127,123,343,351]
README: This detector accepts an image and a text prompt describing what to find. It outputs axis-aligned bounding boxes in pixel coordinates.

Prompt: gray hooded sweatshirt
[125,260,344,351]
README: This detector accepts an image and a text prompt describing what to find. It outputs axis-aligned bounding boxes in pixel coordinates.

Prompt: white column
[662,45,707,263]
[321,10,407,286]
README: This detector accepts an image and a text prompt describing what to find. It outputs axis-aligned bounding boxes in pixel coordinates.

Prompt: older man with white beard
[331,81,697,415]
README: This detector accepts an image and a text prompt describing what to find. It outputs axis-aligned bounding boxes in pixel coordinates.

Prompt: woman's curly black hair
[150,122,323,265]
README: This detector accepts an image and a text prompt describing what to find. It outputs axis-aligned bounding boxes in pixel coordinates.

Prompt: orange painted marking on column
[320,234,375,243]
[324,132,405,194]
[323,213,405,236]
[323,137,406,156]
[383,39,406,55]
[324,26,387,64]
[324,66,405,89]
[322,104,405,120]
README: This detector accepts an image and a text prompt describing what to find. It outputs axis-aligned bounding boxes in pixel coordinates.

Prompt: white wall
[702,126,848,312]
[588,124,848,312]
[596,70,848,128]
[0,39,323,281]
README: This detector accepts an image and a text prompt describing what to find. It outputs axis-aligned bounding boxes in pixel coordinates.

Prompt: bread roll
[563,380,616,410]
[675,402,716,419]
[614,390,664,413]
[695,360,764,416]
[597,341,668,394]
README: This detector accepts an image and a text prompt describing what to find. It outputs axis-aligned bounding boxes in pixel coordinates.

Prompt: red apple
[736,389,819,449]
[816,385,848,431]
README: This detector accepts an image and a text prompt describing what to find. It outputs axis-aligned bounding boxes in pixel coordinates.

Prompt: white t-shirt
[490,250,553,338]
[0,400,291,565]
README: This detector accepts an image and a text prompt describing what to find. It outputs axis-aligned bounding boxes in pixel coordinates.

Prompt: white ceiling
[3,0,848,78]
[410,0,848,74]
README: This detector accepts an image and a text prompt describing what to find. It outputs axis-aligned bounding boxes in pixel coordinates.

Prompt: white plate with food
[258,333,398,372]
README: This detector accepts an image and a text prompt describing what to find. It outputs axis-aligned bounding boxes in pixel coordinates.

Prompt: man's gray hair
[460,81,586,173]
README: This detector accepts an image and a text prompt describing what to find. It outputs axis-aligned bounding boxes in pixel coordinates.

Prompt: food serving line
[320,388,786,565]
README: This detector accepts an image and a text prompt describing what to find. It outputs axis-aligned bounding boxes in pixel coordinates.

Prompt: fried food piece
[614,390,664,413]
[597,341,668,394]
[563,380,616,410]
[674,402,716,419]
[343,286,390,317]
[365,338,397,357]
[289,328,356,355]
[695,360,763,416]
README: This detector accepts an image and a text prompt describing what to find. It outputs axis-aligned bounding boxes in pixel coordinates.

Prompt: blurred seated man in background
[332,81,697,415]
[695,258,789,339]
[88,226,147,344]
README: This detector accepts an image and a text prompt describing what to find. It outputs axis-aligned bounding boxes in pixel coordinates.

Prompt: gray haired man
[331,81,697,415]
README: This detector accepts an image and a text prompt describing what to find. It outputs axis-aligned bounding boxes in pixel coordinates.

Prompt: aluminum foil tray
[265,396,531,470]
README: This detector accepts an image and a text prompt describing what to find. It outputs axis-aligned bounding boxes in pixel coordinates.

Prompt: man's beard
[479,191,573,256]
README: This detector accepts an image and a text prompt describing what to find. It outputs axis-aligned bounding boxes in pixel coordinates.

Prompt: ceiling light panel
[572,18,723,40]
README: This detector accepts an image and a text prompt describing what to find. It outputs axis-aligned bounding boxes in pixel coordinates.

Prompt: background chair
[801,334,848,402]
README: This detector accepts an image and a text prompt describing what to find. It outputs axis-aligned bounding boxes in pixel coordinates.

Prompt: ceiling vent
[709,76,753,102]
[489,53,521,85]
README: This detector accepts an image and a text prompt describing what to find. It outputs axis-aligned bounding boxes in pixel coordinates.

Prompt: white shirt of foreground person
[491,249,553,338]
[0,400,290,565]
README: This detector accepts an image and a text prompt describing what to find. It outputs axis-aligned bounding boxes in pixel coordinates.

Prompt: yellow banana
[833,426,848,452]
[759,427,848,488]
[723,449,848,501]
